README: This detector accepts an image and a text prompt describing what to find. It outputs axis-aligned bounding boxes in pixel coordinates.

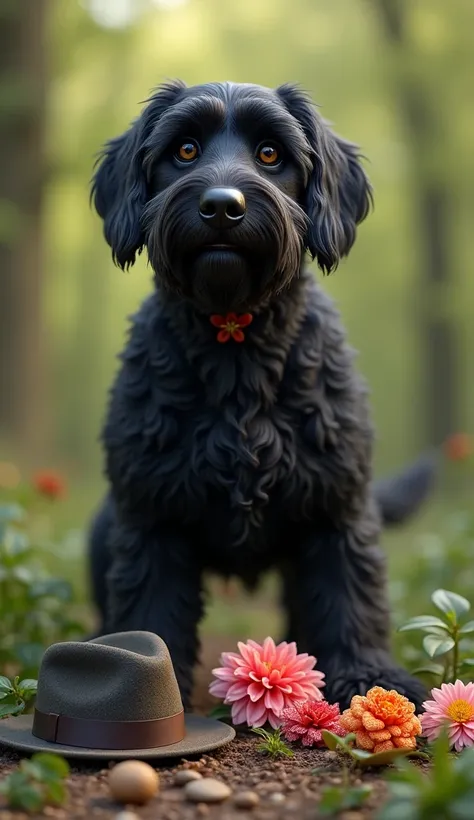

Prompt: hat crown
[35,632,183,722]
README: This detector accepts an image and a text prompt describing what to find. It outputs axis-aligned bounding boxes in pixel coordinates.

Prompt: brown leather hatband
[32,707,185,750]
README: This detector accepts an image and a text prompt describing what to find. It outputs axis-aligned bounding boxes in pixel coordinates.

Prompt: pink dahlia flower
[209,637,325,728]
[281,699,345,747]
[421,680,474,751]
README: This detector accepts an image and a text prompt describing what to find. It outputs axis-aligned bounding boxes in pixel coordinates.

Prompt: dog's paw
[323,659,427,712]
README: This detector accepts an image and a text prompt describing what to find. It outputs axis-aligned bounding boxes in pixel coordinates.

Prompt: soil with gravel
[0,638,393,820]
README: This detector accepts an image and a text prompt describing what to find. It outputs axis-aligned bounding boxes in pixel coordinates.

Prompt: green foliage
[0,752,69,812]
[377,731,474,820]
[322,731,428,768]
[392,513,474,674]
[207,703,232,721]
[251,727,294,758]
[399,588,474,684]
[0,495,85,680]
[319,782,372,815]
[0,674,37,718]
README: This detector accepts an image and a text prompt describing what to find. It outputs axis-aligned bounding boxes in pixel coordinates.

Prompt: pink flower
[209,637,325,729]
[281,699,345,747]
[421,680,474,751]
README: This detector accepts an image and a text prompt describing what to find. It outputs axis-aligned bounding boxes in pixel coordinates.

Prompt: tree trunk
[372,0,457,447]
[0,0,49,462]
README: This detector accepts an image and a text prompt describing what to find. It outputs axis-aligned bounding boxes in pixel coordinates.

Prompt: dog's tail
[374,450,438,527]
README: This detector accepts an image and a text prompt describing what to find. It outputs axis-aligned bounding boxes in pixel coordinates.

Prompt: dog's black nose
[199,187,246,229]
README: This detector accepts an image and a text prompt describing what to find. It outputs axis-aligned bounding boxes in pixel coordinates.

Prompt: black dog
[89,80,429,710]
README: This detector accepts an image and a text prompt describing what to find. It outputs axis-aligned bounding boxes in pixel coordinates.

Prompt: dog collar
[210,312,253,343]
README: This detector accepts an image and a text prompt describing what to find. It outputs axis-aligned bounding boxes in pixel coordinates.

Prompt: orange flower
[339,686,421,753]
[444,433,473,462]
[32,471,66,500]
[210,312,253,343]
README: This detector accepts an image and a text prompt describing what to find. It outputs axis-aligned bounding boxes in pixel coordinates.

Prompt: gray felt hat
[0,631,234,760]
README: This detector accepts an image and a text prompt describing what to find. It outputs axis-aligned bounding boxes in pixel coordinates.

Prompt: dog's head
[92,80,372,314]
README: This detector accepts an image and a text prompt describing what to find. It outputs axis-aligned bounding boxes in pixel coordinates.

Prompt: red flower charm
[281,699,345,747]
[32,471,66,500]
[210,312,253,343]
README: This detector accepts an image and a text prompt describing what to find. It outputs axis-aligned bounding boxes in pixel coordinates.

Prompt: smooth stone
[234,790,260,809]
[108,760,159,805]
[114,813,141,820]
[184,778,232,803]
[175,769,203,786]
[268,793,285,804]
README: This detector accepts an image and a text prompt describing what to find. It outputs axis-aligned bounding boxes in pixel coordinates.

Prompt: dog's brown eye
[176,140,199,162]
[257,144,280,166]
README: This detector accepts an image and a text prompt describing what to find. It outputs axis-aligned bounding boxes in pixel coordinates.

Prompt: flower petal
[210,314,226,327]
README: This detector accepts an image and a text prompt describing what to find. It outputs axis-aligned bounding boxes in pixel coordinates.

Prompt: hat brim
[0,714,235,761]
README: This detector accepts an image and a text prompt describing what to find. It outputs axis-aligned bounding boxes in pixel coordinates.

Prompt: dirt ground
[0,638,392,820]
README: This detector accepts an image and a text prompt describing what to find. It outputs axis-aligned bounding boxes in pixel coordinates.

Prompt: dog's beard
[143,171,307,314]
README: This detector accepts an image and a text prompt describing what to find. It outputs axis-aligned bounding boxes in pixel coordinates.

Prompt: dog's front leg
[106,521,203,708]
[294,520,427,711]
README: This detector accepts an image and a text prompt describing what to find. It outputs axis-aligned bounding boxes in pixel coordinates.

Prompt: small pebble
[268,793,285,805]
[340,813,365,820]
[109,760,159,805]
[234,790,260,809]
[174,769,203,786]
[114,813,141,820]
[161,789,185,802]
[184,777,232,803]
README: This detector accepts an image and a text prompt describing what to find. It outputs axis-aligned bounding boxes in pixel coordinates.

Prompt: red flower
[444,433,473,462]
[210,312,253,343]
[32,471,66,500]
[281,699,345,747]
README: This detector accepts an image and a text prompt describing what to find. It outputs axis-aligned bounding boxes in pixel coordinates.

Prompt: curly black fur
[89,80,428,710]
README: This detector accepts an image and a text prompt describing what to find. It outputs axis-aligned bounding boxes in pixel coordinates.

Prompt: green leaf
[411,664,444,677]
[398,615,450,632]
[460,658,474,667]
[207,703,232,721]
[460,621,474,634]
[45,780,66,805]
[351,747,429,767]
[12,784,43,811]
[29,578,72,601]
[344,785,372,807]
[0,675,13,693]
[21,760,46,781]
[378,801,418,820]
[423,634,455,658]
[251,727,269,740]
[18,678,38,696]
[319,786,343,813]
[431,589,470,621]
[0,701,25,718]
[14,641,44,669]
[33,753,69,779]
[449,795,474,820]
[321,730,355,751]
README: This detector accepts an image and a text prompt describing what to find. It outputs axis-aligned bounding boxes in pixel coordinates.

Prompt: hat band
[32,707,185,750]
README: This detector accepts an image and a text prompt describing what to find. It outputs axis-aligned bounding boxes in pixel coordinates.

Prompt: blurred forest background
[0,0,473,672]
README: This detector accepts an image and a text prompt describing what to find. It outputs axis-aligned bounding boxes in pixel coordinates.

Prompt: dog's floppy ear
[277,84,372,272]
[91,80,186,269]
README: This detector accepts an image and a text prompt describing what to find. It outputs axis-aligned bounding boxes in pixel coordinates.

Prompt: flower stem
[452,626,459,681]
